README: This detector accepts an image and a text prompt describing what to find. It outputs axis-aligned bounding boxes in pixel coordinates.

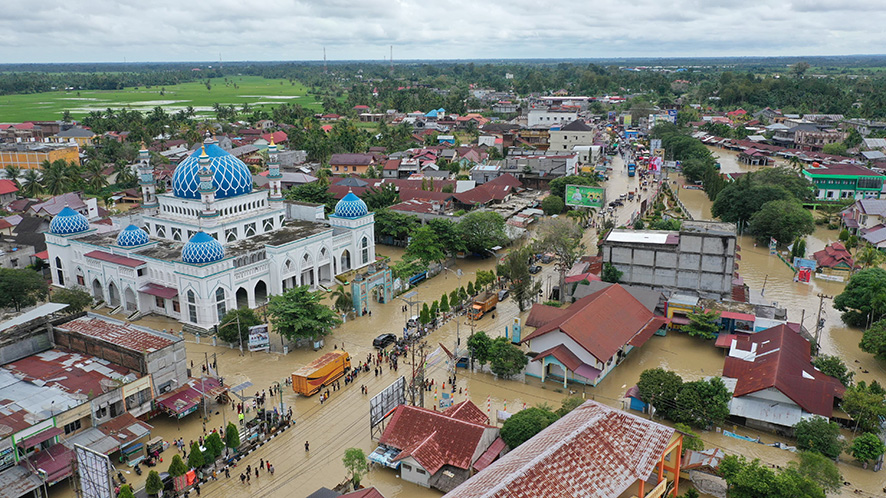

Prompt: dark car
[498,289,509,301]
[529,265,542,274]
[373,333,398,349]
[540,254,553,264]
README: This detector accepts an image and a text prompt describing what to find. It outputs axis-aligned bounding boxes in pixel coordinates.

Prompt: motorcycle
[134,464,142,476]
[117,471,126,484]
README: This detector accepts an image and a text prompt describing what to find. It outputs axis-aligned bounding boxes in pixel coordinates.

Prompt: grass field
[0,76,324,122]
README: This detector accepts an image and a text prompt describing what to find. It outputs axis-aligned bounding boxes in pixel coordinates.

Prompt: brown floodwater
[46,147,886,498]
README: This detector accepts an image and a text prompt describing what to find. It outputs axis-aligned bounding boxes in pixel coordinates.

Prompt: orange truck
[468,292,499,320]
[291,350,351,396]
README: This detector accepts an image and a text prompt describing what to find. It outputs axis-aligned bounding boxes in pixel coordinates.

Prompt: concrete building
[548,120,595,153]
[0,143,79,170]
[527,108,579,128]
[600,220,737,300]
[802,164,885,200]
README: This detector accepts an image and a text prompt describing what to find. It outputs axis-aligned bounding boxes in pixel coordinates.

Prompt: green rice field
[0,76,323,122]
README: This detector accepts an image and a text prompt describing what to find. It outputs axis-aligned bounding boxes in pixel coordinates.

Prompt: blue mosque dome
[49,207,90,235]
[181,231,225,264]
[172,141,253,199]
[116,224,149,247]
[334,191,369,218]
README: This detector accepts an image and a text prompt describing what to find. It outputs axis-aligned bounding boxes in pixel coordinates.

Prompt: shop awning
[138,283,178,299]
[155,378,224,419]
[670,316,690,325]
[473,437,506,472]
[715,334,739,349]
[17,427,63,449]
[28,444,74,485]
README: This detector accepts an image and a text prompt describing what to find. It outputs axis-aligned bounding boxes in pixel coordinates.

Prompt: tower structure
[197,146,217,217]
[137,143,158,209]
[267,139,283,202]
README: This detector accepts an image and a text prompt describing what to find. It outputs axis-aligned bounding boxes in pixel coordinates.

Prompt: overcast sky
[1,0,883,63]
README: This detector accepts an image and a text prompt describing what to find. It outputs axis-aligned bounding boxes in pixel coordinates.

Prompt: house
[377,401,501,493]
[521,284,668,387]
[491,101,518,114]
[842,198,886,233]
[51,127,96,147]
[548,120,595,155]
[329,153,378,175]
[803,164,885,200]
[382,158,401,179]
[721,324,845,434]
[812,242,855,274]
[738,148,771,166]
[443,400,683,498]
[0,179,18,205]
[793,125,847,151]
[0,143,80,170]
[527,108,579,128]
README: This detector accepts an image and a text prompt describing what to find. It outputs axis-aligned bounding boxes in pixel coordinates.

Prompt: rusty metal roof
[58,315,177,353]
[443,400,675,498]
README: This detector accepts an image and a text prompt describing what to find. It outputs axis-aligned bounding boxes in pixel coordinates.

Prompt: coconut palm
[20,169,43,198]
[84,160,108,193]
[114,161,137,189]
[857,244,886,269]
[330,285,353,315]
[3,165,21,188]
[787,155,804,173]
[40,160,68,196]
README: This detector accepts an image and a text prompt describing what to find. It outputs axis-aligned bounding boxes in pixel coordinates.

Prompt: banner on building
[623,115,632,127]
[668,109,678,124]
[248,324,270,352]
[649,139,662,151]
[564,185,606,208]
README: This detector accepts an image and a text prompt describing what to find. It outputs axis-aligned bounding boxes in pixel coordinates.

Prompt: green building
[802,164,885,200]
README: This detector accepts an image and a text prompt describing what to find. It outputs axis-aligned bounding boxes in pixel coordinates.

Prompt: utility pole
[323,47,327,74]
[814,294,832,353]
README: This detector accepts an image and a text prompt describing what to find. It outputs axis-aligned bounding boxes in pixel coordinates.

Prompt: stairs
[91,300,105,310]
[127,309,143,321]
[109,305,123,315]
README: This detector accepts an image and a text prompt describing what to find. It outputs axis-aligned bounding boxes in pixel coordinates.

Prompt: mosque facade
[45,137,375,332]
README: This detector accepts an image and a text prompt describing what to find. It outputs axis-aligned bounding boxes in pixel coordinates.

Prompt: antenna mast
[323,47,327,74]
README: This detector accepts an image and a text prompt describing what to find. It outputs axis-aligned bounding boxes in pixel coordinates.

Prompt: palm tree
[20,169,43,198]
[787,155,804,173]
[3,165,21,188]
[114,162,137,189]
[315,166,332,186]
[84,160,108,193]
[857,244,886,269]
[331,285,353,315]
[40,160,68,196]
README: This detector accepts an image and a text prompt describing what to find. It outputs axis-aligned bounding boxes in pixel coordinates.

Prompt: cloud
[1,0,885,63]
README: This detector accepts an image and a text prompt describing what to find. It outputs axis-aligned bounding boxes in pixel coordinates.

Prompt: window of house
[172,299,180,312]
[402,464,412,471]
[76,274,84,285]
[416,469,426,475]
[155,296,165,308]
[63,419,82,435]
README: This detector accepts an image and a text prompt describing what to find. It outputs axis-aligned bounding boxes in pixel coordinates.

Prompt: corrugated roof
[58,315,177,352]
[84,250,146,268]
[722,324,845,417]
[442,400,675,498]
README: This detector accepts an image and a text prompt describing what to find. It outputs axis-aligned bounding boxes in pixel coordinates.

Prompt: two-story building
[329,153,378,175]
[802,164,885,200]
[548,120,595,155]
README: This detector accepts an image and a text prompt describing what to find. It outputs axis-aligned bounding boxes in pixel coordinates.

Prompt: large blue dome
[181,231,225,264]
[116,224,149,247]
[49,207,89,235]
[334,192,369,218]
[172,142,253,199]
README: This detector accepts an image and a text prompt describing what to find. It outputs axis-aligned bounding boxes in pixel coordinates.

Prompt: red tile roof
[380,401,496,474]
[398,188,454,203]
[341,488,385,498]
[472,437,506,472]
[521,285,663,363]
[443,400,675,498]
[525,304,566,328]
[722,324,845,417]
[58,316,177,352]
[0,179,18,195]
[84,250,146,268]
[383,158,401,171]
[812,242,855,269]
[531,344,584,371]
[443,400,490,425]
[261,131,288,143]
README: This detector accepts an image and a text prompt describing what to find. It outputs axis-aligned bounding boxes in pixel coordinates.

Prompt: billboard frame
[370,376,406,440]
[564,184,606,209]
[74,444,113,498]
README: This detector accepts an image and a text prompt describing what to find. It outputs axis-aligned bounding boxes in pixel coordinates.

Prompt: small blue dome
[172,142,253,199]
[49,207,89,235]
[334,192,368,218]
[181,231,225,264]
[116,224,149,247]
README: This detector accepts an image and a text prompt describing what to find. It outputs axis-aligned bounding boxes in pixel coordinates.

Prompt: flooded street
[45,146,886,498]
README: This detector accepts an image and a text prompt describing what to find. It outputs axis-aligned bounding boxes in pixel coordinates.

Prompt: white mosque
[45,136,375,332]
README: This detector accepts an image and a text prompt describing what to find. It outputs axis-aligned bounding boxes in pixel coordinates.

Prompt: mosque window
[187,290,197,323]
[156,225,166,238]
[172,227,182,241]
[225,228,238,242]
[244,222,256,237]
[263,218,274,231]
[216,288,227,321]
[361,237,369,264]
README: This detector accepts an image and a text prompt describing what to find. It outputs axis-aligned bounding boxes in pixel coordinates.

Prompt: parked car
[406,315,420,328]
[529,265,542,274]
[373,333,398,349]
[540,254,553,264]
[498,289,509,301]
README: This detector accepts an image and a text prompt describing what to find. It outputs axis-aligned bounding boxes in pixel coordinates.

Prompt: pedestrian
[246,473,250,484]
[269,464,275,475]
[305,441,310,452]
[240,473,245,484]
[260,458,264,471]
[225,468,230,479]
[255,468,259,479]
[266,461,271,471]
[195,483,201,496]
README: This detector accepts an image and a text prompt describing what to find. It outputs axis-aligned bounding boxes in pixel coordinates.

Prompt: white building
[548,120,595,153]
[46,137,375,332]
[527,108,579,128]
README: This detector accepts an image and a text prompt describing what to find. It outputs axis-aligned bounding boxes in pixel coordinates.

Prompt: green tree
[822,142,847,156]
[811,354,854,387]
[748,199,815,245]
[458,211,507,254]
[203,432,224,461]
[285,182,337,212]
[419,302,431,325]
[187,441,205,469]
[793,417,843,459]
[849,432,886,465]
[430,300,439,317]
[404,225,446,265]
[467,331,493,365]
[856,244,886,269]
[674,377,731,428]
[225,422,240,450]
[500,246,542,312]
[788,451,842,494]
[117,484,135,498]
[342,448,369,488]
[3,165,21,188]
[361,184,399,210]
[439,292,450,313]
[167,454,188,477]
[466,280,475,296]
[674,423,704,451]
[536,217,584,304]
[217,308,262,344]
[636,368,683,420]
[839,228,850,242]
[84,160,109,193]
[0,268,48,312]
[488,337,528,379]
[427,218,466,255]
[330,284,353,315]
[841,381,886,433]
[681,310,721,340]
[268,286,342,341]
[556,396,585,417]
[50,288,93,314]
[145,470,163,496]
[601,262,623,283]
[836,269,886,327]
[20,169,43,197]
[500,406,559,448]
[541,195,565,215]
[633,218,645,230]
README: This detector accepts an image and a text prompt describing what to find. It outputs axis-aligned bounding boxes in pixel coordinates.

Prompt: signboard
[248,324,270,352]
[75,444,113,498]
[608,111,617,121]
[769,238,778,255]
[623,115,632,127]
[793,257,817,270]
[649,139,662,151]
[564,185,606,208]
[664,160,677,169]
[370,377,406,439]
[668,109,679,124]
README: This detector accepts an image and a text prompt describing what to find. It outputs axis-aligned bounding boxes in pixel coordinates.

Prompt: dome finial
[200,145,207,157]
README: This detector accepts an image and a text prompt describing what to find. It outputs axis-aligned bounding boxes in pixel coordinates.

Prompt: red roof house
[522,285,667,387]
[722,324,846,430]
[443,400,682,498]
[378,400,499,493]
[812,242,855,273]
